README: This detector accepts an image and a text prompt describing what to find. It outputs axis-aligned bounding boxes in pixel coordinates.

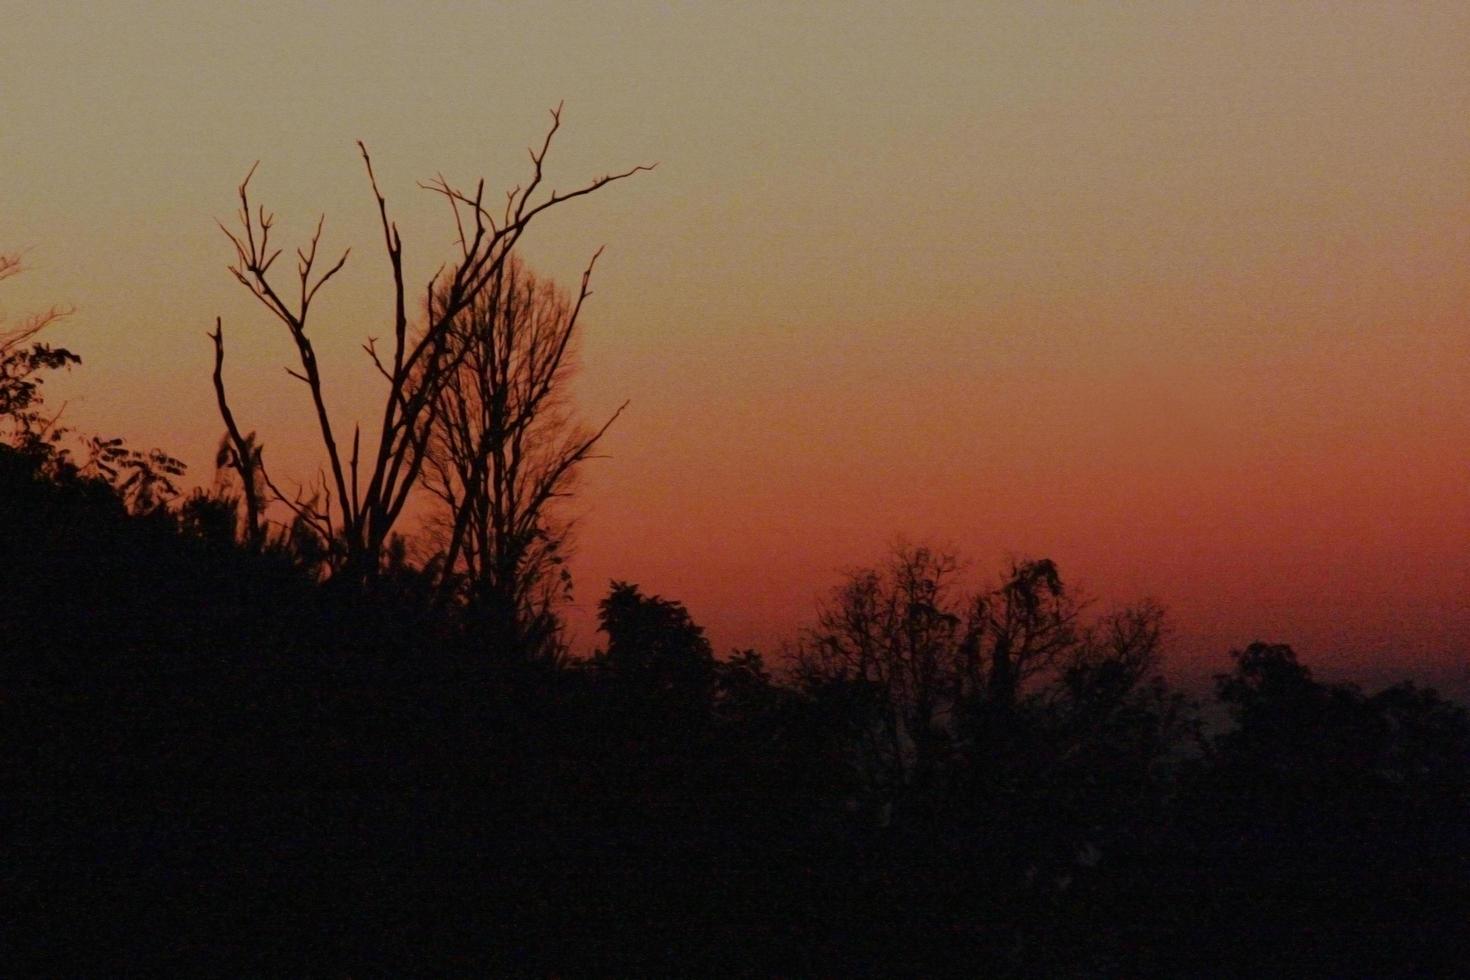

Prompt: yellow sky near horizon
[4,2,1468,686]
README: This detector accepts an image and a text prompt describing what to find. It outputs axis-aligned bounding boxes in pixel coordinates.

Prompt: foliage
[1,252,185,510]
[81,435,187,513]
[595,580,716,697]
[0,252,79,460]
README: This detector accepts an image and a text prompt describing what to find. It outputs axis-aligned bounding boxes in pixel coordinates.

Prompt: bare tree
[797,546,1139,798]
[211,104,650,581]
[959,557,1079,711]
[421,254,624,658]
[795,544,969,795]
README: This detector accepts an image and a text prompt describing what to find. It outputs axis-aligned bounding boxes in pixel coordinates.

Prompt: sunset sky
[5,2,1467,690]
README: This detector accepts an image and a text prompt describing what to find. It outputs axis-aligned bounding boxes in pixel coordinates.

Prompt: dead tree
[211,104,651,581]
[421,254,625,659]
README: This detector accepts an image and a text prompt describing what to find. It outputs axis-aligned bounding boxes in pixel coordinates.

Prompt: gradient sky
[5,2,1468,690]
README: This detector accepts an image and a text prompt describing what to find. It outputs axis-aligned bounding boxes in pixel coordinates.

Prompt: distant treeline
[5,441,1469,976]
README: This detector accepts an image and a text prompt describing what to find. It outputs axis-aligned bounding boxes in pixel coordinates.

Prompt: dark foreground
[5,444,1469,977]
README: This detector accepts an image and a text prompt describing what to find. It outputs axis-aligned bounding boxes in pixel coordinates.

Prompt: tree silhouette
[1153,642,1470,975]
[596,580,716,698]
[422,255,624,659]
[11,224,1470,973]
[0,251,184,511]
[209,330,267,549]
[795,544,968,797]
[794,543,1186,848]
[78,435,187,514]
[212,105,651,584]
[963,557,1077,711]
[0,251,78,459]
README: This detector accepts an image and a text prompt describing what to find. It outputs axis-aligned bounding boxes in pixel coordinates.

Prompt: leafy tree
[1212,642,1470,795]
[1,251,184,510]
[79,435,187,514]
[595,580,716,699]
[0,251,78,460]
[1155,642,1470,975]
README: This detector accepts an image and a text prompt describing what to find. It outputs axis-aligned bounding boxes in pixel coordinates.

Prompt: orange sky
[5,3,1467,691]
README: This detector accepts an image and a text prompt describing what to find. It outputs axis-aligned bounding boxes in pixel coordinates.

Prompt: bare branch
[209,318,263,548]
[214,110,644,589]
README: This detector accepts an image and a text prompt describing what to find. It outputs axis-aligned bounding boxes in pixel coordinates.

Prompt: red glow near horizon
[4,3,1467,693]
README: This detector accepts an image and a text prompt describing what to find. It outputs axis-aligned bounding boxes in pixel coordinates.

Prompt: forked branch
[211,106,648,584]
